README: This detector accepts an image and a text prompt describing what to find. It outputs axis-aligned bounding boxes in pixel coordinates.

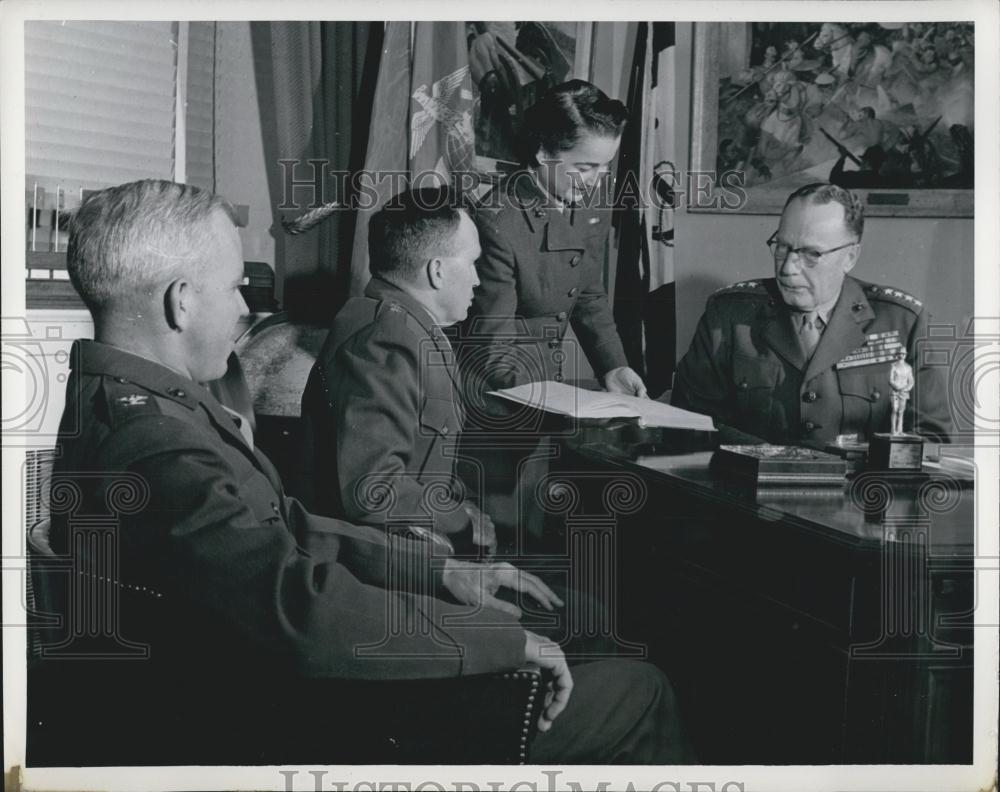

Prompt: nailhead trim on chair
[78,571,164,598]
[502,669,541,764]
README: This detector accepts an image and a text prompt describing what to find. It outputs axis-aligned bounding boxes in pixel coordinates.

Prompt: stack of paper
[489,381,716,432]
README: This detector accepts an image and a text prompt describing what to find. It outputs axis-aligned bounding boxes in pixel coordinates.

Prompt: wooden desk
[558,423,974,764]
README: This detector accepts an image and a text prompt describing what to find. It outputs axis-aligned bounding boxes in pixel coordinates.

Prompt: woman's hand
[604,366,648,398]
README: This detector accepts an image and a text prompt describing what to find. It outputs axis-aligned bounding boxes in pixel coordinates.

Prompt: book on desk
[711,444,848,486]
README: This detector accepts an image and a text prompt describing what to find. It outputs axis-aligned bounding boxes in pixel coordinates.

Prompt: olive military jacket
[50,340,524,679]
[301,278,474,544]
[463,173,628,390]
[672,276,952,447]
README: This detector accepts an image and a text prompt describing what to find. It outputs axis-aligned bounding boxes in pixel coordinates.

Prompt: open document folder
[489,381,716,431]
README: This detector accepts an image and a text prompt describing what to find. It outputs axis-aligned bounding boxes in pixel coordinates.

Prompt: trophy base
[868,433,924,471]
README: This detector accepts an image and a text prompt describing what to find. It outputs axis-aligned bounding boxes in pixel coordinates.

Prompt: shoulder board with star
[712,280,769,297]
[864,284,924,311]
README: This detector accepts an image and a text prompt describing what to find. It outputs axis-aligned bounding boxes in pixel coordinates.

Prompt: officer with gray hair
[672,182,951,447]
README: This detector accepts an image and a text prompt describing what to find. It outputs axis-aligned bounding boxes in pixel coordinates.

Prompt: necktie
[221,404,254,450]
[798,312,823,358]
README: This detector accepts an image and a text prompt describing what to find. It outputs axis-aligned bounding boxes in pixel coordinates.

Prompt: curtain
[250,21,382,317]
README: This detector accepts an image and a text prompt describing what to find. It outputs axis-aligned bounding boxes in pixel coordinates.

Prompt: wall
[672,23,976,359]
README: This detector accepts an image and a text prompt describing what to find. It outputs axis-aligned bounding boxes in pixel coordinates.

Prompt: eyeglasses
[766,232,858,268]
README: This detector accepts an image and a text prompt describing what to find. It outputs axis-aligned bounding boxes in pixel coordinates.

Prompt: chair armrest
[440,666,546,764]
[25,513,549,765]
[271,666,548,765]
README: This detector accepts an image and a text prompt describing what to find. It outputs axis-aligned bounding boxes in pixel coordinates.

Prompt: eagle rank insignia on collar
[117,394,149,407]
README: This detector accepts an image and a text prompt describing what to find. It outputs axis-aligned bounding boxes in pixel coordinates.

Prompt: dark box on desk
[824,441,869,475]
[712,444,847,486]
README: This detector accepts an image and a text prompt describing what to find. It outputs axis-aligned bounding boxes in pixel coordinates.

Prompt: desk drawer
[656,567,850,764]
[655,509,859,637]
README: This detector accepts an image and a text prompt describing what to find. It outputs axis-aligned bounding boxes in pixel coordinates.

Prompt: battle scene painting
[714,22,974,192]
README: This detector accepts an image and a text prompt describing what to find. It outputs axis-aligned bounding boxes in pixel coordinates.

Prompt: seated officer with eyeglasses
[672,182,951,448]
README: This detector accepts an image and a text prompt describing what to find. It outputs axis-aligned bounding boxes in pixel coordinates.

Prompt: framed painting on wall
[689,21,974,216]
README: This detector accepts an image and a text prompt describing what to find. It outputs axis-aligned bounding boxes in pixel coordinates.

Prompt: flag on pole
[612,22,676,398]
[644,23,676,294]
[642,23,677,398]
[409,23,476,178]
[348,22,474,296]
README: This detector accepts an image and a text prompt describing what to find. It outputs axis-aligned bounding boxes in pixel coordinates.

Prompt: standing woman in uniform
[463,79,645,397]
[460,80,645,546]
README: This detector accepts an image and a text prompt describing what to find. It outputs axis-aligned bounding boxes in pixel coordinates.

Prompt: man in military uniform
[672,182,951,448]
[301,188,498,554]
[302,188,655,668]
[42,179,685,765]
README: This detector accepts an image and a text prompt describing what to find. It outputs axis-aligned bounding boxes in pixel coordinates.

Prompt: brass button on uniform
[271,502,280,515]
[568,287,578,297]
[802,390,818,403]
[739,380,749,390]
[803,421,816,432]
[871,389,881,400]
[168,387,186,398]
[569,255,581,267]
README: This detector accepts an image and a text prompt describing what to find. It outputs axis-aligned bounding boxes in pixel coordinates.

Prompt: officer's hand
[524,631,573,732]
[469,32,502,85]
[604,366,648,398]
[442,560,564,618]
[462,501,497,557]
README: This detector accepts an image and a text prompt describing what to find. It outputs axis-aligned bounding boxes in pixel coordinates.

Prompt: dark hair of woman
[515,79,628,166]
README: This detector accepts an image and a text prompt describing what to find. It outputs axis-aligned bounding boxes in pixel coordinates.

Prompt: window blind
[25,20,178,194]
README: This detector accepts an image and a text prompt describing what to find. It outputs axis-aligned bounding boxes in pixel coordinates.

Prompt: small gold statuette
[869,349,923,470]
